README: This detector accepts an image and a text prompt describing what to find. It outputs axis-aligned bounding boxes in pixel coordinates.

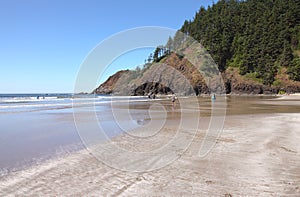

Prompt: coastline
[1,96,300,195]
[276,93,300,100]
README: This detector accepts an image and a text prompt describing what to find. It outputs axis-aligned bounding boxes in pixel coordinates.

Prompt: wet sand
[0,95,300,196]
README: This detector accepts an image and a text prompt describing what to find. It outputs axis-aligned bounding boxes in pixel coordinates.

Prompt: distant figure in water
[211,94,216,101]
[37,96,40,99]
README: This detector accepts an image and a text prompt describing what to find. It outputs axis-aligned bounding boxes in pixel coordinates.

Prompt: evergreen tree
[175,0,300,83]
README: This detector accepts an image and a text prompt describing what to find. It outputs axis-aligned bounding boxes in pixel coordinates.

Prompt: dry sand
[0,96,300,196]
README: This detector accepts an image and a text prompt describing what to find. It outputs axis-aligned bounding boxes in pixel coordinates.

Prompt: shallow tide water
[0,94,299,176]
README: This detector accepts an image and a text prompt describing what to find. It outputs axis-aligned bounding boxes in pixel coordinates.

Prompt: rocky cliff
[92,70,129,94]
[93,53,300,96]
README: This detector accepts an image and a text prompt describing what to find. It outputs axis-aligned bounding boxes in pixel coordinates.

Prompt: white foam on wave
[0,96,169,111]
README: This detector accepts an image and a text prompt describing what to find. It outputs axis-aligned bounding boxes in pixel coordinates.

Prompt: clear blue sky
[0,0,213,93]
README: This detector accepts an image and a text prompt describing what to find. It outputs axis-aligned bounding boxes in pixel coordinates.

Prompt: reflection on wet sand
[0,95,299,195]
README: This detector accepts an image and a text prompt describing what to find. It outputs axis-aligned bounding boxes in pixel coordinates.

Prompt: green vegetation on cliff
[180,0,300,85]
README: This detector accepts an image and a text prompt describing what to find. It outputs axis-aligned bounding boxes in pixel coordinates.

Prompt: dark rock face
[262,87,278,95]
[285,84,300,93]
[193,82,210,95]
[133,82,172,96]
[233,83,264,94]
[223,69,282,95]
[225,79,264,95]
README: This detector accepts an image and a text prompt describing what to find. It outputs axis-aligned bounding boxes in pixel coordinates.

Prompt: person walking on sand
[171,93,176,106]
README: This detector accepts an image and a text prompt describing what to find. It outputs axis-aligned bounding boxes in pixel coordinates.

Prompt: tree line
[147,0,300,85]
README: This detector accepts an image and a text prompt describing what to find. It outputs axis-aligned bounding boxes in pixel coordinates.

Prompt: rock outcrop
[93,70,129,94]
[93,54,300,95]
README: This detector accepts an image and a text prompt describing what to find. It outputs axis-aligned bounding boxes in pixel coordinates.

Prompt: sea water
[0,93,151,175]
[1,94,299,176]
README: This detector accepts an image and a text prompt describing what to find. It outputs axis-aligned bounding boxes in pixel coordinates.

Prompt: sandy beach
[0,95,300,196]
[2,0,300,195]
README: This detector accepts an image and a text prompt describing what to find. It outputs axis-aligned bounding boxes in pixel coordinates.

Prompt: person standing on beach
[152,93,156,99]
[211,93,216,101]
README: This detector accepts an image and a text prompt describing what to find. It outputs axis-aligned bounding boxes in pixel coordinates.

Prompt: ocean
[0,93,151,175]
[1,94,299,177]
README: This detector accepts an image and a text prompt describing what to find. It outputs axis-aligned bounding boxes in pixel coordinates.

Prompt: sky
[0,0,213,93]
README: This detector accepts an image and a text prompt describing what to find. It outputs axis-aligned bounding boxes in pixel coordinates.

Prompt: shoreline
[0,142,84,178]
[1,96,300,195]
[1,112,300,195]
[100,92,300,97]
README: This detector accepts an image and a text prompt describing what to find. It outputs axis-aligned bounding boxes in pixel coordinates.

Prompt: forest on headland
[94,0,300,95]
